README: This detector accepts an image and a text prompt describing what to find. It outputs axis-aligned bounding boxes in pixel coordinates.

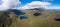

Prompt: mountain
[0,9,60,27]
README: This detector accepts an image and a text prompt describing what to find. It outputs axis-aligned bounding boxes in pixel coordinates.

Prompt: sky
[20,0,60,6]
[0,0,60,11]
[20,0,60,9]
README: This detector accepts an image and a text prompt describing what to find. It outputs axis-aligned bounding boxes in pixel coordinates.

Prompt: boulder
[8,9,25,15]
[20,15,28,19]
[33,12,41,16]
[55,18,60,21]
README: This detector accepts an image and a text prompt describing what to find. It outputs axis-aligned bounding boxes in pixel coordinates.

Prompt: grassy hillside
[0,9,60,27]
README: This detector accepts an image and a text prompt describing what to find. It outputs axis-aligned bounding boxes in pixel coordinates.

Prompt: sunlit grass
[2,10,60,27]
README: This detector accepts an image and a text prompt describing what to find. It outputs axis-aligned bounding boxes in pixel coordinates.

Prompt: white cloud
[42,0,54,2]
[0,0,21,11]
[0,0,59,11]
[45,5,60,9]
[18,1,50,10]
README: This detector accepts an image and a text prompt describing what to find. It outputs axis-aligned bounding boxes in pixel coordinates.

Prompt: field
[0,9,60,27]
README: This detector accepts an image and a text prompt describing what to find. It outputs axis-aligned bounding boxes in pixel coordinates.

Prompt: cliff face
[0,9,60,27]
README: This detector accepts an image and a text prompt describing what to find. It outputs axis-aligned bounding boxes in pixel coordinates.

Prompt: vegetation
[0,9,60,27]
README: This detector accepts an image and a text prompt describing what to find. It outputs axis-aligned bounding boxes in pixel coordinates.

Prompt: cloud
[42,0,54,2]
[45,5,60,9]
[0,0,21,11]
[18,1,50,10]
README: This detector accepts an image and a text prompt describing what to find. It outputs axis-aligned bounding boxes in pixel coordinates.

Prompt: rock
[3,12,10,17]
[8,9,25,15]
[20,15,28,19]
[33,12,41,16]
[0,13,12,27]
[55,18,60,21]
